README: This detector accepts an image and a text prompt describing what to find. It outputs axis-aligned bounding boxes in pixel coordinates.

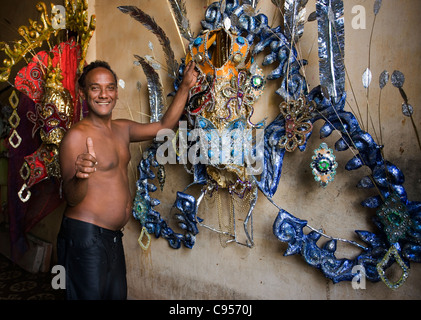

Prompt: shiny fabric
[57,216,127,300]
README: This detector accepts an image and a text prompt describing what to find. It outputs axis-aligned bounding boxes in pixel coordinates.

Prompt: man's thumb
[86,137,96,158]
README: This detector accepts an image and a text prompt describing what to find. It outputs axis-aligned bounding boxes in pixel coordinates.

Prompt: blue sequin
[194,37,203,46]
[236,36,245,45]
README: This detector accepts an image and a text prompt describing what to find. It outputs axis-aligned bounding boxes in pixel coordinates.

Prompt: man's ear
[78,87,86,100]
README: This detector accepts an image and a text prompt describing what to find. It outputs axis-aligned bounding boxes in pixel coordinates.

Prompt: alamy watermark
[351,5,367,30]
[51,265,66,290]
[155,121,265,176]
[351,265,366,289]
[52,5,66,30]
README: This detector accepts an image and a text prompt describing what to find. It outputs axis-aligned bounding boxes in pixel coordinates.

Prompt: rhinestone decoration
[376,193,412,244]
[278,96,313,152]
[310,142,338,187]
[376,244,410,289]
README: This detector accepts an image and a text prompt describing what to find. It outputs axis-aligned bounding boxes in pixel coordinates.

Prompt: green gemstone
[387,211,403,226]
[318,160,330,171]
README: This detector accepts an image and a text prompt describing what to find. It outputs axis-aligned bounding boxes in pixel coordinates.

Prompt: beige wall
[88,0,421,299]
[5,0,421,299]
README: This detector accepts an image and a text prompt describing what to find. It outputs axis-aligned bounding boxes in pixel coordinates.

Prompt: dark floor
[0,253,65,300]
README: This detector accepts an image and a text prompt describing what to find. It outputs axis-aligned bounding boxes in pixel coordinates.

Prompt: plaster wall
[89,0,421,299]
[88,0,421,300]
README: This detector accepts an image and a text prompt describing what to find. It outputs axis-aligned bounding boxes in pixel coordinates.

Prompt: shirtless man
[57,60,198,300]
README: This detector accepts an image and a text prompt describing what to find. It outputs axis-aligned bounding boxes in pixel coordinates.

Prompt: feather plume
[316,0,345,103]
[283,0,308,43]
[243,0,260,8]
[167,0,193,41]
[134,55,165,123]
[118,6,179,79]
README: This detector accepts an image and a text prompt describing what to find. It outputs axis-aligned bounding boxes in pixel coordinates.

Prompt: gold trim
[0,0,96,82]
[64,0,96,74]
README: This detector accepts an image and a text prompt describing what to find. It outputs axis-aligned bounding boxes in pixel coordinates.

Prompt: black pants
[57,216,127,300]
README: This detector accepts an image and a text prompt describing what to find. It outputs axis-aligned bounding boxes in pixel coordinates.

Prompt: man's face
[80,67,118,118]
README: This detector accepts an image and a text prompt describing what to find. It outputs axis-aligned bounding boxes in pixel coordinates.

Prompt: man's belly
[64,184,132,231]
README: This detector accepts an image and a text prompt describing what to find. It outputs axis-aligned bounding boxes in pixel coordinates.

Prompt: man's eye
[107,86,116,91]
[91,86,100,91]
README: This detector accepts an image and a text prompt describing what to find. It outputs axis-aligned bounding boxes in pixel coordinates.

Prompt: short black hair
[78,60,118,89]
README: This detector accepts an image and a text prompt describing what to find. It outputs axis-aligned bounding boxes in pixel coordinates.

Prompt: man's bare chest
[93,135,131,172]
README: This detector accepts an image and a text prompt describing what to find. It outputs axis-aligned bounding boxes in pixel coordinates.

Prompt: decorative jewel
[27,102,70,146]
[232,53,242,65]
[8,109,20,129]
[18,183,31,203]
[8,130,22,149]
[138,226,151,250]
[278,96,313,152]
[236,36,245,45]
[19,162,30,181]
[9,90,19,108]
[194,53,204,64]
[310,142,338,187]
[250,74,264,90]
[376,244,410,289]
[24,146,55,188]
[228,178,252,199]
[7,90,22,149]
[376,193,412,244]
[193,37,203,46]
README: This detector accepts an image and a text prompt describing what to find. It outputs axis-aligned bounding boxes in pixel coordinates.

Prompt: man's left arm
[129,61,198,142]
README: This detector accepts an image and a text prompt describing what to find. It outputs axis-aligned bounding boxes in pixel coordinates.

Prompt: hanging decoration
[119,0,420,290]
[1,1,95,202]
[7,90,21,148]
[0,0,95,259]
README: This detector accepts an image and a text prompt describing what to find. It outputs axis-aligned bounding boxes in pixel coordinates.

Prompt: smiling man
[57,60,198,300]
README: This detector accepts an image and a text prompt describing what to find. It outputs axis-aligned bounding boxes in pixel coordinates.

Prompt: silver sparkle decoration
[374,0,382,15]
[379,70,389,89]
[362,68,372,88]
[284,0,308,43]
[391,70,405,88]
[243,0,260,9]
[402,103,413,117]
[134,55,165,123]
[317,0,345,103]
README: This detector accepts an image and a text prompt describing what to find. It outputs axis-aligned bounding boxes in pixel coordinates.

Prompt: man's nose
[99,89,108,98]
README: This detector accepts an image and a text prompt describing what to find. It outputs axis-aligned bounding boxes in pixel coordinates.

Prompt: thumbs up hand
[75,137,98,179]
[86,136,96,158]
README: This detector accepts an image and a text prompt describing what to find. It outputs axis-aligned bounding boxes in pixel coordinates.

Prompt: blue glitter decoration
[127,0,421,288]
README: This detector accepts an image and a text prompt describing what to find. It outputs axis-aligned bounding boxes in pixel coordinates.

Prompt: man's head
[78,60,118,89]
[78,61,119,118]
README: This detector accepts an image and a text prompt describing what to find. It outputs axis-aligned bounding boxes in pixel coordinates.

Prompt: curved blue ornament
[129,0,420,288]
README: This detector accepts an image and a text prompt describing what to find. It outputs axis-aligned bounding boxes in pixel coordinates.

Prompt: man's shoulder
[63,120,90,142]
[67,120,88,134]
[112,118,138,132]
[113,118,134,125]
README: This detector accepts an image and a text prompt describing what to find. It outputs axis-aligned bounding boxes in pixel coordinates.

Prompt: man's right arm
[59,131,97,207]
